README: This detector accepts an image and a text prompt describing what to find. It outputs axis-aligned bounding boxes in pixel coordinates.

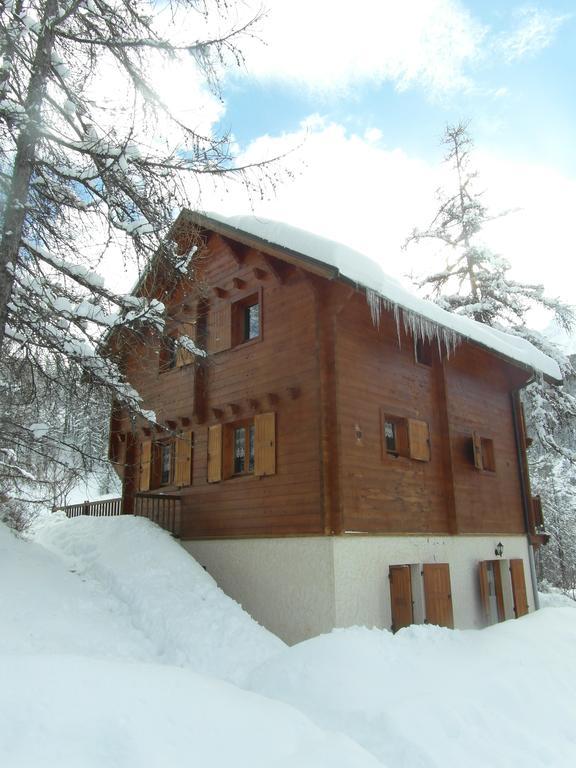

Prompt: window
[232,292,261,346]
[415,339,433,366]
[233,423,255,475]
[381,411,431,462]
[207,413,276,483]
[139,432,193,491]
[472,432,496,472]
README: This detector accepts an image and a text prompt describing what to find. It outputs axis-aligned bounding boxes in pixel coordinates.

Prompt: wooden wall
[116,233,324,538]
[333,291,528,535]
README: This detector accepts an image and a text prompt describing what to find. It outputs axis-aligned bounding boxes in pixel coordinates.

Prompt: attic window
[415,339,433,366]
[232,290,262,346]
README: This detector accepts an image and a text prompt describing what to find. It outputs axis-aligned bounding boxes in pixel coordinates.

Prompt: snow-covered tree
[0,1,277,520]
[406,122,576,591]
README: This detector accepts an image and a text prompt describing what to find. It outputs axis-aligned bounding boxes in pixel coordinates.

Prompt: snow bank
[199,211,561,381]
[248,611,576,768]
[0,522,379,768]
[33,515,284,684]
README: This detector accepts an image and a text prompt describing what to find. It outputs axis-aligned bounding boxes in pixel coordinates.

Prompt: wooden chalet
[106,210,558,644]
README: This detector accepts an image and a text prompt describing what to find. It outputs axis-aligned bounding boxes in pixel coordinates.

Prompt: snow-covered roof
[191,211,561,381]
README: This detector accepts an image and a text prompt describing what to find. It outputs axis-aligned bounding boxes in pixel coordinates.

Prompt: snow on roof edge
[194,210,561,382]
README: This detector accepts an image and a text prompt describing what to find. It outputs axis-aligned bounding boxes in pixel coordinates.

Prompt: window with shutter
[471,432,496,472]
[408,419,431,462]
[381,411,430,462]
[176,323,197,368]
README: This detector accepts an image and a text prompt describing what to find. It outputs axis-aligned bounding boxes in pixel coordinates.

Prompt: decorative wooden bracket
[263,254,291,284]
[248,398,260,410]
[221,236,249,265]
[165,420,177,430]
[213,287,228,299]
[232,277,246,290]
[142,427,152,436]
[211,408,223,419]
[154,425,164,434]
[179,416,191,427]
[286,386,301,400]
[253,267,267,281]
[267,392,279,406]
[227,403,241,416]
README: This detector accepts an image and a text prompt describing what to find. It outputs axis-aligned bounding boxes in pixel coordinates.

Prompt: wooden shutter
[254,412,276,477]
[510,559,529,617]
[389,565,414,632]
[174,431,193,487]
[176,323,196,367]
[478,561,491,626]
[207,303,231,353]
[472,431,483,469]
[139,439,152,492]
[423,563,454,628]
[207,424,222,483]
[532,496,544,528]
[408,419,431,461]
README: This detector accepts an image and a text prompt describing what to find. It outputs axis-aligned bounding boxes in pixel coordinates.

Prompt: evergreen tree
[406,122,576,594]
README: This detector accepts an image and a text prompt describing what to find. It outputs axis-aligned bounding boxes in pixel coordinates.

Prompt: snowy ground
[2,515,576,767]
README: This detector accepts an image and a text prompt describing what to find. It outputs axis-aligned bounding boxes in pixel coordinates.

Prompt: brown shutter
[472,431,483,469]
[176,323,196,367]
[389,565,414,632]
[423,563,454,628]
[478,561,491,626]
[174,431,193,487]
[510,559,529,617]
[207,303,231,353]
[207,424,222,483]
[408,419,431,461]
[139,439,152,492]
[254,412,276,476]
[532,496,544,528]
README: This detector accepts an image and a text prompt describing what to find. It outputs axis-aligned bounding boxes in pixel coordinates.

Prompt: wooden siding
[332,291,528,535]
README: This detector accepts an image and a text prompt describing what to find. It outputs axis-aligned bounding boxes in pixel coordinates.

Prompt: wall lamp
[494,542,504,558]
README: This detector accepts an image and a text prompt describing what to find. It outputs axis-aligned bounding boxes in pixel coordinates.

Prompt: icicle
[364,289,461,357]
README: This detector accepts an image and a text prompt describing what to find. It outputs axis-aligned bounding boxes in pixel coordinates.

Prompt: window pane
[385,421,397,453]
[248,425,255,472]
[245,302,260,340]
[160,444,171,484]
[234,427,246,473]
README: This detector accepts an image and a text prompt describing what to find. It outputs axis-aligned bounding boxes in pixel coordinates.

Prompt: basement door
[389,565,414,632]
[422,563,454,628]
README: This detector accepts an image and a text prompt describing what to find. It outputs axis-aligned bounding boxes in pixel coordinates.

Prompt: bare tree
[0,1,278,518]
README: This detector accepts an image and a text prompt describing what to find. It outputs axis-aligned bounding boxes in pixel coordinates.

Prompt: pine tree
[406,122,576,593]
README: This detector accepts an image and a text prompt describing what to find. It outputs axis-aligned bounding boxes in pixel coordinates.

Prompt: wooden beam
[165,420,177,430]
[211,407,223,419]
[213,286,228,299]
[179,416,191,427]
[227,403,241,416]
[253,267,267,281]
[248,398,260,410]
[232,277,246,290]
[435,359,458,534]
[221,236,249,265]
[263,254,295,285]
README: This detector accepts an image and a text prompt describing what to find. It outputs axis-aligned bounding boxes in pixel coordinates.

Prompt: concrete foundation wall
[182,534,535,644]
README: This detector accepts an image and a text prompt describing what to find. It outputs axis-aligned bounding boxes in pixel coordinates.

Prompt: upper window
[415,339,433,366]
[232,292,261,346]
[381,411,431,462]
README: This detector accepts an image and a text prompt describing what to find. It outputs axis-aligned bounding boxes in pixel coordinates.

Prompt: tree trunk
[0,0,58,354]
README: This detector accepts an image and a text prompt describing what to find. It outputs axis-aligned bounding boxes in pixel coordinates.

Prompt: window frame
[231,288,263,348]
[472,431,496,473]
[414,338,434,367]
[381,410,431,462]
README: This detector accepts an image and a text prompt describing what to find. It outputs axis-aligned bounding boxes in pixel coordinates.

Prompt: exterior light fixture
[494,542,504,558]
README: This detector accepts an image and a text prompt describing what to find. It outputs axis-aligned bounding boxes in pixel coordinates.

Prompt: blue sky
[164,0,576,317]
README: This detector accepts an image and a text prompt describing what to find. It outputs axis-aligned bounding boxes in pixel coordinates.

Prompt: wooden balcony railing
[59,498,123,518]
[57,493,181,537]
[134,493,181,537]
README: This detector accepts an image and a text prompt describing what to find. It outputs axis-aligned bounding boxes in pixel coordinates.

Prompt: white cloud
[238,0,486,95]
[498,6,569,62]
[202,118,576,315]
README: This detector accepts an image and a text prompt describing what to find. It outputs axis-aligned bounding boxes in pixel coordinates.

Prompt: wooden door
[479,561,505,626]
[423,563,454,628]
[510,559,529,617]
[389,565,414,632]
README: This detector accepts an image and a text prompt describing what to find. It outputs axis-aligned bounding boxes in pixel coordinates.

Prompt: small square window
[472,432,496,472]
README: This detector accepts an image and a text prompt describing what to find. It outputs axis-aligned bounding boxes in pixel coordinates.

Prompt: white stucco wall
[182,534,535,644]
